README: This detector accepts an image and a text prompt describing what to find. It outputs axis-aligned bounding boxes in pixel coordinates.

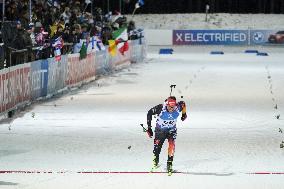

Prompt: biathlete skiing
[146,95,187,176]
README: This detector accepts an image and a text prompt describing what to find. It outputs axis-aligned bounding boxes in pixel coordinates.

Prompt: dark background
[94,0,284,14]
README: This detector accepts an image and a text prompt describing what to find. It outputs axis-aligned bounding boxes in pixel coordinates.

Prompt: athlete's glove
[147,126,153,138]
[181,113,187,121]
[179,101,186,108]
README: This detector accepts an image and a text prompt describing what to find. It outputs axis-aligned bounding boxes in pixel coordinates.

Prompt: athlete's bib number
[161,120,176,127]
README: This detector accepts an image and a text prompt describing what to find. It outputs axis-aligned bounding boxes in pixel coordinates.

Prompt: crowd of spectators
[0,0,141,68]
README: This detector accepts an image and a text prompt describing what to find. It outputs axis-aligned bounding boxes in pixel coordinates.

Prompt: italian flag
[112,27,129,55]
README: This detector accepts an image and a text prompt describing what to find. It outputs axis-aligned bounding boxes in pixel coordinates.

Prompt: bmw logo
[253,32,265,43]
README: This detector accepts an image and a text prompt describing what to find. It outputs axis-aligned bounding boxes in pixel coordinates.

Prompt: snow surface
[127,13,284,29]
[1,45,284,188]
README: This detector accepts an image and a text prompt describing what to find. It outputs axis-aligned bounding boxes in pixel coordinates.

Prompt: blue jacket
[147,101,187,129]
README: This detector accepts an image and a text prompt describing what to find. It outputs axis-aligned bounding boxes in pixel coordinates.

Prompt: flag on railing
[112,27,129,55]
[91,36,106,51]
[52,37,64,61]
[135,0,144,9]
[80,42,87,60]
[108,40,117,57]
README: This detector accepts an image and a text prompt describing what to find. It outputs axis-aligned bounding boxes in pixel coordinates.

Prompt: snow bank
[126,13,284,29]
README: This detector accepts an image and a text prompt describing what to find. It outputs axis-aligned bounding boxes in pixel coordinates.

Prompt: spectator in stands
[75,8,83,23]
[81,23,89,39]
[5,1,19,21]
[1,0,138,64]
[13,20,32,50]
[50,19,59,38]
[35,27,48,47]
[94,7,103,22]
[34,2,45,22]
[12,20,32,65]
[69,24,82,44]
[27,23,36,46]
[62,26,73,43]
[35,27,50,59]
[19,7,30,30]
[85,12,94,25]
[52,25,64,40]
[51,6,61,24]
[61,7,71,24]
[43,8,53,30]
[58,18,66,30]
[16,20,21,30]
[128,20,139,40]
[101,24,113,45]
[69,9,79,26]
[90,25,101,38]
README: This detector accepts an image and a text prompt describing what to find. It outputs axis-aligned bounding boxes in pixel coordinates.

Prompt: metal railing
[0,43,75,69]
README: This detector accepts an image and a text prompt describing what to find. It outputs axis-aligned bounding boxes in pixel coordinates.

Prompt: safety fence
[0,43,74,69]
[0,38,146,115]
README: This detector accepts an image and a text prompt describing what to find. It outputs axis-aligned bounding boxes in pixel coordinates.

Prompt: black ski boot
[167,156,173,176]
[151,155,159,172]
[154,155,159,167]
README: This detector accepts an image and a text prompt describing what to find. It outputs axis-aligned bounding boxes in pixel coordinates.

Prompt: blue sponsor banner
[30,60,48,99]
[41,60,48,96]
[30,60,41,100]
[173,30,248,45]
[47,55,68,95]
[250,30,284,45]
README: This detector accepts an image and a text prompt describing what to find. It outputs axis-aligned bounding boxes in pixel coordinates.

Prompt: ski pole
[140,123,147,132]
[170,84,184,99]
[170,85,176,96]
[140,124,152,138]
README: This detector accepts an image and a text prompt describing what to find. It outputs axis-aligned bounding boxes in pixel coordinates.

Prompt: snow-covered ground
[127,13,284,29]
[1,13,284,189]
[0,45,284,188]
